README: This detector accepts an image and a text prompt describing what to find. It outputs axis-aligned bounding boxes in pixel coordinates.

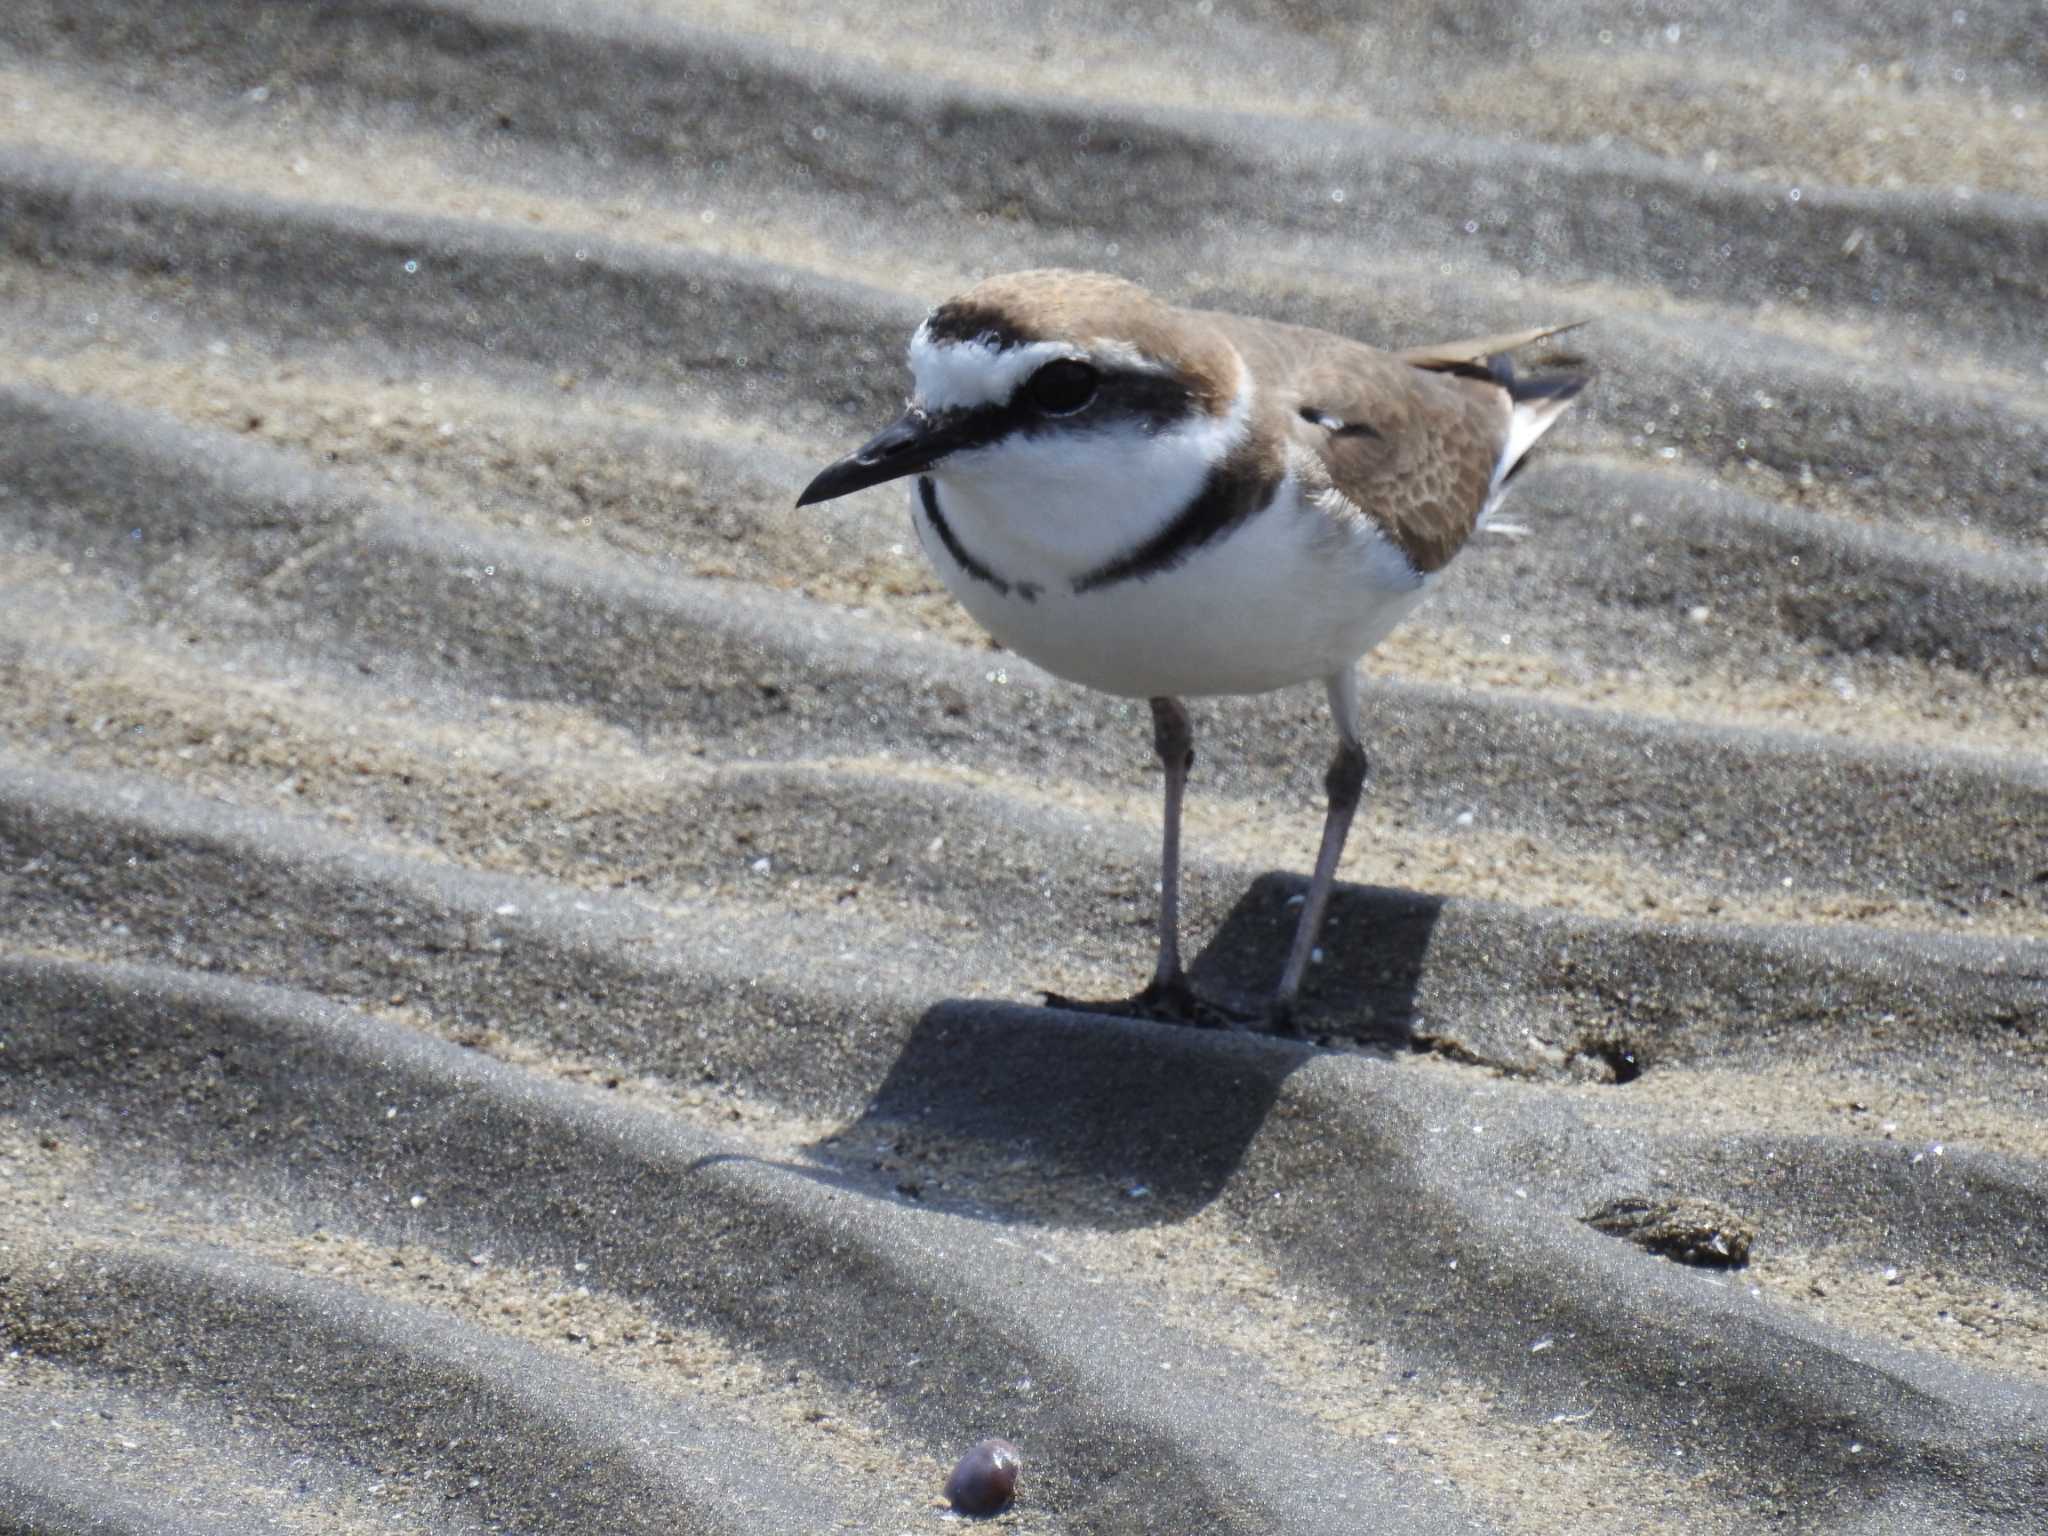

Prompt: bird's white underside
[917,464,1431,698]
[911,378,1432,699]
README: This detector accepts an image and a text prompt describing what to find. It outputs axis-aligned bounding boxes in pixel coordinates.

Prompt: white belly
[910,476,1431,699]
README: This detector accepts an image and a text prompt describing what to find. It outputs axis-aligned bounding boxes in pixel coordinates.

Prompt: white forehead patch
[907,325,1077,411]
[907,323,1171,412]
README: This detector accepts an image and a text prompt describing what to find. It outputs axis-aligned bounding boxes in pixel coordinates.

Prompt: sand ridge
[3,0,2045,1529]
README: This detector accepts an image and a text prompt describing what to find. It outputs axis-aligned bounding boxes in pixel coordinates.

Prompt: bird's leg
[1268,739,1366,1033]
[1268,672,1368,1034]
[1138,695,1197,1014]
[1042,696,1212,1023]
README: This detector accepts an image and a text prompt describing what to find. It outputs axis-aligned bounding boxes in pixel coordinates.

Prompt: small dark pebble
[945,1437,1021,1516]
[1583,1195,1755,1268]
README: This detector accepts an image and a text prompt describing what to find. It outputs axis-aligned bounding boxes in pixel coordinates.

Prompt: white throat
[922,368,1253,585]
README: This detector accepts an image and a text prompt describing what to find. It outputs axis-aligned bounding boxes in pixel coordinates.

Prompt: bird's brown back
[1198,308,1513,574]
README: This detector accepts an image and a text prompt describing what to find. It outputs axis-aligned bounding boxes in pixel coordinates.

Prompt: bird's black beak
[796,408,973,506]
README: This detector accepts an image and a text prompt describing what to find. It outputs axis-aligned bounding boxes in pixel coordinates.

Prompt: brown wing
[1200,310,1513,574]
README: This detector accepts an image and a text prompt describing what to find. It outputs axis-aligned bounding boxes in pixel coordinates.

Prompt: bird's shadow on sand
[794,873,1444,1231]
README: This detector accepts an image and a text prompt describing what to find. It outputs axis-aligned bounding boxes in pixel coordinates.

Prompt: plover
[799,270,1587,1032]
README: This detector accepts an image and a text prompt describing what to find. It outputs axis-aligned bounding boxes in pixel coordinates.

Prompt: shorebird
[799,270,1587,1032]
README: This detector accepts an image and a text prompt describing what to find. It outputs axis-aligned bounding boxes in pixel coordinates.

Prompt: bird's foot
[1044,975,1289,1033]
[1263,997,1304,1039]
[1043,973,1226,1029]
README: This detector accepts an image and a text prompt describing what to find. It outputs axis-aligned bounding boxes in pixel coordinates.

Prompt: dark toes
[1042,978,1227,1028]
[1263,998,1303,1037]
[1135,974,1208,1024]
[1046,985,1318,1041]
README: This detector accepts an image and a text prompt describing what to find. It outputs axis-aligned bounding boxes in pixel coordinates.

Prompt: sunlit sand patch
[1451,53,2047,197]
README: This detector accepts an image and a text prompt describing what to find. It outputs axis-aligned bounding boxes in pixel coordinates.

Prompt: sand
[1,1,2044,1531]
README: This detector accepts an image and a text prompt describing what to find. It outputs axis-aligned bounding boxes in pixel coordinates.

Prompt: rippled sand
[3,2,2045,1531]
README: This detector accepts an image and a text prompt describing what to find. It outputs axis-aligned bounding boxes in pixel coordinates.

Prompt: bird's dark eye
[1025,359,1098,416]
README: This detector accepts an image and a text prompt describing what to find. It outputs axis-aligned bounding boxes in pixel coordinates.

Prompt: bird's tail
[1400,321,1592,490]
[1495,364,1590,487]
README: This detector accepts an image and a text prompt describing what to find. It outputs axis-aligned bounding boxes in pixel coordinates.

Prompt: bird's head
[797,270,1247,511]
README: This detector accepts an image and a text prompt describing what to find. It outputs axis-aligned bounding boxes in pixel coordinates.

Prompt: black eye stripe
[1016,365,1191,431]
[1092,370,1195,429]
[923,368,1197,456]
[1026,359,1099,415]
